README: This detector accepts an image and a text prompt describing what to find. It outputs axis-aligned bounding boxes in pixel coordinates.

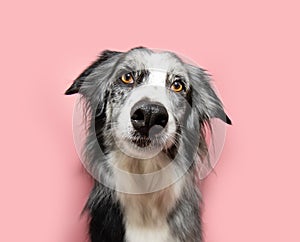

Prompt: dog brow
[135,69,150,85]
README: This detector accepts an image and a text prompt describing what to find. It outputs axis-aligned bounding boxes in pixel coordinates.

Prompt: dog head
[66,47,231,162]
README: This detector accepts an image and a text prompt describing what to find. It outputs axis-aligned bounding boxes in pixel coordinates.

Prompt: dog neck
[109,149,184,223]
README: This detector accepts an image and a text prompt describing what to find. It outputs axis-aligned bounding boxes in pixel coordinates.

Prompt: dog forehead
[145,53,182,70]
[147,70,167,86]
[125,49,185,72]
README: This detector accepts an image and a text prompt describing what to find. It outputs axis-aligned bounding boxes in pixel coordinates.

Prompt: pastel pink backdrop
[0,0,299,241]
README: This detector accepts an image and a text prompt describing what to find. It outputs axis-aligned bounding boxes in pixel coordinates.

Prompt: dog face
[109,49,194,158]
[66,47,231,161]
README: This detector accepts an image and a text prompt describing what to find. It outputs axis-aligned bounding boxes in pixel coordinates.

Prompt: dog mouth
[130,131,166,148]
[131,136,152,148]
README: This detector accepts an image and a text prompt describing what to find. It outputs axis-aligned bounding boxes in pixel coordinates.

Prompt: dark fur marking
[94,92,109,154]
[87,183,125,242]
[135,69,150,86]
[164,126,181,160]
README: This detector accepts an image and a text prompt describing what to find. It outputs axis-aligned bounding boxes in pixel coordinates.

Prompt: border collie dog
[65,47,231,242]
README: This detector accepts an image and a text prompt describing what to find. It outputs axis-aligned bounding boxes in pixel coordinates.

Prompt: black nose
[131,101,168,137]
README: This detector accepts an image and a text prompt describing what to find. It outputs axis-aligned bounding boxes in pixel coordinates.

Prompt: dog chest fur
[112,150,183,242]
[119,190,179,242]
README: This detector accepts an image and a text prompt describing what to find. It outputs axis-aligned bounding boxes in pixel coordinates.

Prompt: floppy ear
[65,50,121,95]
[187,64,232,125]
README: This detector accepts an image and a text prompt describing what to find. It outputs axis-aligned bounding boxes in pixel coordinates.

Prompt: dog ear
[187,65,232,125]
[201,79,232,125]
[65,50,121,95]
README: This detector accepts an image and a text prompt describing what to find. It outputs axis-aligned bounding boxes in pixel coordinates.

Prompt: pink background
[1,0,299,241]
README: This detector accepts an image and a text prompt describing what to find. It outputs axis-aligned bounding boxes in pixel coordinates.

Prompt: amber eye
[171,80,184,92]
[121,73,134,84]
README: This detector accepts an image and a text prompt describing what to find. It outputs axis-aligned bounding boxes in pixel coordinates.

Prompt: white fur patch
[125,224,178,242]
[147,70,167,87]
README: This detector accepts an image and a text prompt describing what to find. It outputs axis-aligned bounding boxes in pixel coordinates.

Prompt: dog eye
[170,80,184,92]
[120,73,134,84]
